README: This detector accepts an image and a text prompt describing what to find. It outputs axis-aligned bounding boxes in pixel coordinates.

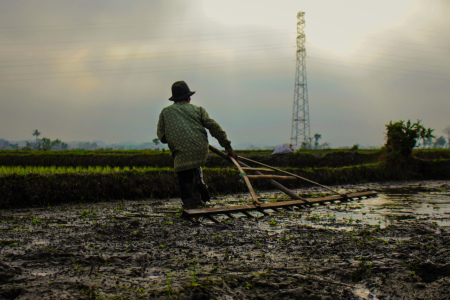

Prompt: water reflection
[208,180,450,229]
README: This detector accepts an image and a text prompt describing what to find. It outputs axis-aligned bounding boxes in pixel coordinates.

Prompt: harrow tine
[256,209,270,216]
[205,215,220,224]
[242,211,255,219]
[182,191,378,222]
[225,213,235,219]
[183,146,379,223]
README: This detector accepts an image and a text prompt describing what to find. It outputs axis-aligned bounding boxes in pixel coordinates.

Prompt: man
[157,81,237,209]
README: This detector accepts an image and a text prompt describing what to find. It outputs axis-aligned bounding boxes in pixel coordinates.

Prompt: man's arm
[157,112,167,143]
[200,107,235,157]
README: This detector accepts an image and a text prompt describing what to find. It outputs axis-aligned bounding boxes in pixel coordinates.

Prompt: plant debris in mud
[0,192,449,300]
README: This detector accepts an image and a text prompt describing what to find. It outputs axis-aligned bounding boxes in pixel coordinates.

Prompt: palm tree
[314,134,322,149]
[32,129,41,143]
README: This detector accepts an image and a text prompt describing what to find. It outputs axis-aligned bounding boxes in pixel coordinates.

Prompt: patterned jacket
[157,101,233,172]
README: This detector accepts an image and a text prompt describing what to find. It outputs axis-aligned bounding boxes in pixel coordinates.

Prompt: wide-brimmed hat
[169,81,196,101]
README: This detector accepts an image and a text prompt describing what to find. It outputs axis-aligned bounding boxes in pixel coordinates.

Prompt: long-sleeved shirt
[157,101,233,172]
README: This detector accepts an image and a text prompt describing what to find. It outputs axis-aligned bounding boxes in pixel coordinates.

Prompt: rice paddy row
[0,150,448,209]
[0,165,171,176]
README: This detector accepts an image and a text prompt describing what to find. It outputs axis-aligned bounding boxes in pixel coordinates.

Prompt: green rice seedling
[72,256,82,272]
[268,219,277,226]
[166,270,172,297]
[31,218,43,225]
[191,258,198,286]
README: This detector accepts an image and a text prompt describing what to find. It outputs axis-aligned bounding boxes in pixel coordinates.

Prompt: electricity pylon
[290,11,311,148]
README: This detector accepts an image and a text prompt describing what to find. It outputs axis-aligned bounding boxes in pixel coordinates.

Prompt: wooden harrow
[182,145,377,223]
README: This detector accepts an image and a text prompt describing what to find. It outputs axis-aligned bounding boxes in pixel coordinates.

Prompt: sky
[0,0,449,149]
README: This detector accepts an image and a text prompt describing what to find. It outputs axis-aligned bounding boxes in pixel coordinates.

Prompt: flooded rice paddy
[201,180,450,229]
[0,180,449,299]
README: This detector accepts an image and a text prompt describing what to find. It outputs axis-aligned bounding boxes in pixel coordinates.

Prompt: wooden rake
[181,145,377,223]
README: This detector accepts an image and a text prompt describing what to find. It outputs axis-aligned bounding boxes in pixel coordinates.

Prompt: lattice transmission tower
[290,11,311,148]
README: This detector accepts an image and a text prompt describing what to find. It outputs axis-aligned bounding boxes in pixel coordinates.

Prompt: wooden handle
[237,155,345,196]
[247,175,297,180]
[229,156,260,206]
[208,145,309,203]
[241,167,274,172]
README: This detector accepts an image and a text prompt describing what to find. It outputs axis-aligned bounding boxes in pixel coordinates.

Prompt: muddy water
[0,180,449,299]
[201,180,450,229]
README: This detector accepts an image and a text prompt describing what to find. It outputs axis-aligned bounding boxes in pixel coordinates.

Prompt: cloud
[0,0,449,148]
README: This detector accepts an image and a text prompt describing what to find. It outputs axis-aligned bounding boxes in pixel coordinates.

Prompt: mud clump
[0,197,449,300]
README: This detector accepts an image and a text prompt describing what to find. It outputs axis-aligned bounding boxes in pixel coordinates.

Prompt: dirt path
[1,183,449,299]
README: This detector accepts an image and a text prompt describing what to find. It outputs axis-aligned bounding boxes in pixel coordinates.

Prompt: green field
[0,148,449,208]
[0,165,170,176]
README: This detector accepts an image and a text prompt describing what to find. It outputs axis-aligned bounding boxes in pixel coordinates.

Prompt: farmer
[157,81,237,209]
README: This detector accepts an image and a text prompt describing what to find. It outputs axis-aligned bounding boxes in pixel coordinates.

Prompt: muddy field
[1,181,449,299]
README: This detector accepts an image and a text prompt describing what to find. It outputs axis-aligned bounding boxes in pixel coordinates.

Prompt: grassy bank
[1,158,449,208]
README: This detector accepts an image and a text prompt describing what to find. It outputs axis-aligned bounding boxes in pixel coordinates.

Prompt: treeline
[0,138,164,151]
[0,130,164,151]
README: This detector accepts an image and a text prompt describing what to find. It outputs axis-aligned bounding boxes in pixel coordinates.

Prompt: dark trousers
[176,167,210,209]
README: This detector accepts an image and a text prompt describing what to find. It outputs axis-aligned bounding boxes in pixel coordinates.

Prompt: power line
[0,33,445,72]
[359,36,450,52]
[0,44,295,67]
[2,19,449,40]
[308,47,450,71]
[383,25,450,39]
[307,56,450,82]
[0,18,217,30]
[1,47,449,83]
[0,29,294,48]
[307,39,450,67]
[0,58,295,82]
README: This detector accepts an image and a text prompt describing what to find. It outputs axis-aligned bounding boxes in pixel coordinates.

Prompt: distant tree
[320,142,331,149]
[32,129,41,142]
[152,138,160,146]
[313,134,322,149]
[9,143,19,150]
[0,138,9,149]
[22,141,32,151]
[61,142,68,150]
[444,126,450,148]
[40,138,52,151]
[51,139,62,150]
[247,145,259,150]
[433,136,447,148]
[77,141,98,150]
[423,136,433,149]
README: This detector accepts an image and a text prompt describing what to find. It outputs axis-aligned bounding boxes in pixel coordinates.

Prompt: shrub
[384,120,434,161]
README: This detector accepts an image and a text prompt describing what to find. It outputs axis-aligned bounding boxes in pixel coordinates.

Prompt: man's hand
[228,150,238,159]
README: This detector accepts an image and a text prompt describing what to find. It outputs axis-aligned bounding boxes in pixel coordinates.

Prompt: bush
[384,120,434,161]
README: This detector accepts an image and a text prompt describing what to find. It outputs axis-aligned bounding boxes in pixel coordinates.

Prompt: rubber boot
[194,168,211,203]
